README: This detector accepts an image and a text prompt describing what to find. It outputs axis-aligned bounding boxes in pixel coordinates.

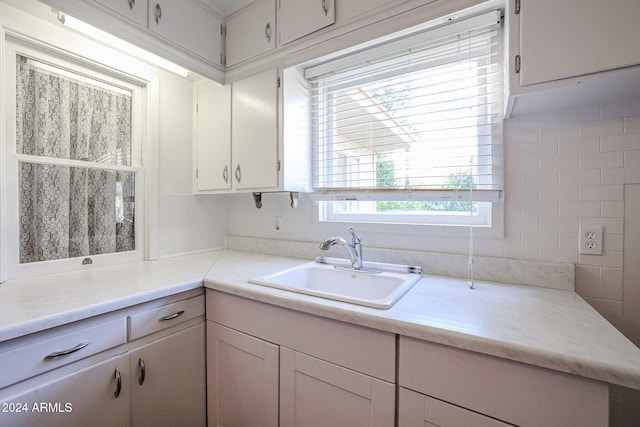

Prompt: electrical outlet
[273,216,282,232]
[579,226,603,255]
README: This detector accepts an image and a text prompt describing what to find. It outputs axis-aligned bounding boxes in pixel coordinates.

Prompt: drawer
[0,318,126,389]
[398,337,608,427]
[128,295,204,340]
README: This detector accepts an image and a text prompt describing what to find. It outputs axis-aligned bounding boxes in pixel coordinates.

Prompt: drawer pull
[44,342,90,360]
[158,310,185,321]
[138,357,146,385]
[114,367,122,398]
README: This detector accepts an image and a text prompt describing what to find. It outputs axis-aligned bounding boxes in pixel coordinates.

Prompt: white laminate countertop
[203,249,640,391]
[1,248,640,391]
[0,250,222,342]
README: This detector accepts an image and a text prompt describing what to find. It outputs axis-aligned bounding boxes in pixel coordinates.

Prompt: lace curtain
[16,56,135,263]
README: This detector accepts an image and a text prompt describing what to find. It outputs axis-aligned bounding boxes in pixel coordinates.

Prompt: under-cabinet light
[57,12,190,78]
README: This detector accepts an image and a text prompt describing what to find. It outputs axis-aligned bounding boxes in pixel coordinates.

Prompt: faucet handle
[348,227,361,244]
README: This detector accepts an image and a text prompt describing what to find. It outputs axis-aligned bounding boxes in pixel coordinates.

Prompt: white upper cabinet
[511,0,640,87]
[278,0,335,45]
[225,0,276,67]
[95,0,147,26]
[148,0,222,65]
[231,68,279,191]
[194,82,232,193]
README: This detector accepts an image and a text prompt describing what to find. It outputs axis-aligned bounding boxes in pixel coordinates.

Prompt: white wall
[155,76,229,257]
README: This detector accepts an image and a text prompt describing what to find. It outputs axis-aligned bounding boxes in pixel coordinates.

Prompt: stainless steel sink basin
[249,262,422,309]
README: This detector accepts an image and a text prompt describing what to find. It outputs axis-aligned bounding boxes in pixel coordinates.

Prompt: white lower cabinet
[399,387,511,427]
[0,290,206,427]
[279,347,394,427]
[206,289,396,427]
[130,323,206,427]
[207,322,279,427]
[399,336,609,427]
[0,353,130,427]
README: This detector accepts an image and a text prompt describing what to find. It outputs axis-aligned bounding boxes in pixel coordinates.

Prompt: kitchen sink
[249,261,422,309]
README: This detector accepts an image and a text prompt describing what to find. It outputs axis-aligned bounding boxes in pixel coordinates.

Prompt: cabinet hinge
[515,54,521,74]
[220,24,226,36]
[276,76,281,88]
[196,103,199,114]
[277,160,281,171]
[196,169,199,178]
[515,0,520,14]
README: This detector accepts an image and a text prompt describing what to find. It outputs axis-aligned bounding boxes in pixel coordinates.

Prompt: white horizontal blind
[308,12,503,201]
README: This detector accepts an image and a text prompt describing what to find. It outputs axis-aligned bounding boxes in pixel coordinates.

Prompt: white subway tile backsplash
[600,133,640,152]
[559,201,602,218]
[579,151,624,169]
[558,136,599,155]
[559,168,601,186]
[601,168,625,185]
[601,201,625,218]
[624,150,640,183]
[579,185,624,201]
[580,118,624,138]
[624,115,640,134]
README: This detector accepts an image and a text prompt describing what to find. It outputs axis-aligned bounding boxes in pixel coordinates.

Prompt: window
[3,40,145,279]
[307,11,503,227]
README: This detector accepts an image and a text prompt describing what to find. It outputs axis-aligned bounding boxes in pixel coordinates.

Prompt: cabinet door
[194,82,231,192]
[231,68,279,191]
[207,322,279,427]
[518,0,640,86]
[148,0,222,65]
[280,347,395,427]
[0,354,129,427]
[279,0,335,45]
[129,323,206,427]
[95,0,147,27]
[225,0,276,67]
[398,387,512,427]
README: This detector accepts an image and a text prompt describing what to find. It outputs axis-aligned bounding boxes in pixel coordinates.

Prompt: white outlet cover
[579,225,603,255]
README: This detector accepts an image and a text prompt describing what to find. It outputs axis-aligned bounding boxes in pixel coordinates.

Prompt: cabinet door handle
[154,3,162,24]
[322,0,328,16]
[128,0,135,10]
[235,165,241,183]
[158,310,184,321]
[265,22,272,42]
[114,367,122,398]
[138,358,146,385]
[223,165,229,183]
[44,341,90,360]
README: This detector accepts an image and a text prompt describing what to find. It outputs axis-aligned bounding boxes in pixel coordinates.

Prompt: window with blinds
[306,11,503,225]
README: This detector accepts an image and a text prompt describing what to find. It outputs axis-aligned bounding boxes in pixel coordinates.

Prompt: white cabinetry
[95,0,146,26]
[278,0,335,45]
[147,0,222,65]
[206,290,396,427]
[507,0,640,115]
[0,354,130,427]
[40,0,223,78]
[194,81,232,193]
[232,68,279,191]
[280,347,394,427]
[0,291,206,426]
[225,0,276,67]
[513,0,640,87]
[399,336,609,426]
[193,68,282,194]
[129,323,206,427]
[207,323,279,427]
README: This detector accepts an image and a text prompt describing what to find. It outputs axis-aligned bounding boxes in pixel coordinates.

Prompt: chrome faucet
[319,227,363,270]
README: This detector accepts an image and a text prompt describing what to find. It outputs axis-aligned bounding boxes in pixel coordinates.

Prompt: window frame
[2,37,148,280]
[304,10,504,231]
